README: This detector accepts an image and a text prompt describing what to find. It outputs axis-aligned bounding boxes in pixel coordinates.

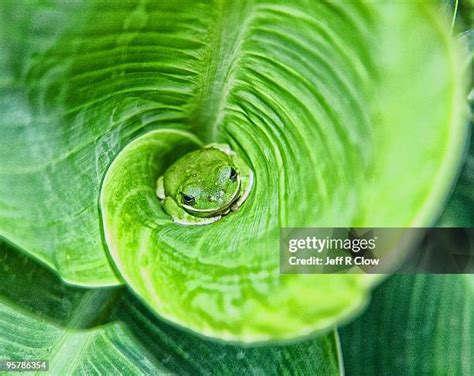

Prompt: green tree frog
[156,144,253,225]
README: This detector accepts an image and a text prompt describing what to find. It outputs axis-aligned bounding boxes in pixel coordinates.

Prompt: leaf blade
[0,239,343,375]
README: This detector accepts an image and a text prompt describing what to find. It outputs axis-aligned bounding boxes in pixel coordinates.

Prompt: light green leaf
[100,128,373,342]
[99,1,467,341]
[0,0,468,341]
[0,239,342,375]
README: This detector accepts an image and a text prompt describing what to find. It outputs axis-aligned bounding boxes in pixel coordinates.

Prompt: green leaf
[0,1,468,341]
[339,274,474,375]
[437,123,474,226]
[0,239,342,375]
[99,1,467,341]
[100,128,374,342]
[339,172,474,375]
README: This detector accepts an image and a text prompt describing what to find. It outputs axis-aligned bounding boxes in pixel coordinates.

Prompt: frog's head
[178,150,241,217]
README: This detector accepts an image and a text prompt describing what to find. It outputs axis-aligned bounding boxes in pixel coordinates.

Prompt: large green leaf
[339,274,474,375]
[339,117,474,374]
[0,1,468,341]
[98,1,467,341]
[0,239,342,375]
[100,128,373,341]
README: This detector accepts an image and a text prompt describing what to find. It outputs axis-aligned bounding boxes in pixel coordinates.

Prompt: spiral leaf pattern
[0,1,467,341]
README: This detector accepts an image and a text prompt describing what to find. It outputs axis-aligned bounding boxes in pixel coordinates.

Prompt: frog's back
[164,148,230,195]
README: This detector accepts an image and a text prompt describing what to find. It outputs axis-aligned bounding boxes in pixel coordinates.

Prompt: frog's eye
[229,167,238,182]
[181,193,195,206]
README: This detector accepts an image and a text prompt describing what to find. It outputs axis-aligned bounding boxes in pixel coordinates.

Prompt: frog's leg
[205,143,233,155]
[156,176,166,199]
[231,156,254,210]
[162,197,221,226]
